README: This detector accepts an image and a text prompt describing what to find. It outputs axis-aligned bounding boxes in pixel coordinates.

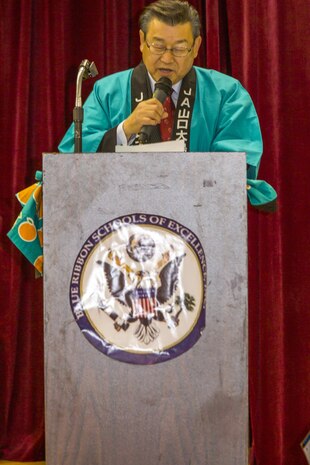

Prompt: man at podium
[58,0,276,206]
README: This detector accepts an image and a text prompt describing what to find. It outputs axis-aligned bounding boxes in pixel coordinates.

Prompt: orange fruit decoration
[18,218,37,242]
[37,229,43,247]
[34,255,43,274]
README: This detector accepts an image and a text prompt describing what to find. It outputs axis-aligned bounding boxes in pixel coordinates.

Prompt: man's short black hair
[139,0,201,39]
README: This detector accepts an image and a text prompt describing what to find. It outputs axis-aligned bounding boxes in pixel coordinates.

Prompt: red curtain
[1,1,309,464]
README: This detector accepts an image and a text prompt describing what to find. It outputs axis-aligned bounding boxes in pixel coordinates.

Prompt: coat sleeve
[58,82,113,153]
[209,77,277,209]
[210,80,263,180]
[58,70,132,153]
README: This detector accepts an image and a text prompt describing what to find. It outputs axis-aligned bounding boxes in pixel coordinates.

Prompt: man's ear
[139,29,145,53]
[193,35,202,58]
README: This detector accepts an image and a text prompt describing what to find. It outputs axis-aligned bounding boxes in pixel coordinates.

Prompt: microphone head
[154,76,172,95]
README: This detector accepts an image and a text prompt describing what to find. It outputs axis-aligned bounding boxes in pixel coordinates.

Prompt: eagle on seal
[97,234,186,344]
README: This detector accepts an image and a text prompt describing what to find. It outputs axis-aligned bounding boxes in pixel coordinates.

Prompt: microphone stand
[74,59,98,153]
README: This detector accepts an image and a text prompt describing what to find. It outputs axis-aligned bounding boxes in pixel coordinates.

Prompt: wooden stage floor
[0,460,45,465]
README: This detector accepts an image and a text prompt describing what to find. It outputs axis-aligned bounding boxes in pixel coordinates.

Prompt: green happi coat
[59,65,277,207]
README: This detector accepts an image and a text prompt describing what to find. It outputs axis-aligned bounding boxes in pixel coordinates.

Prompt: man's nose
[160,50,174,62]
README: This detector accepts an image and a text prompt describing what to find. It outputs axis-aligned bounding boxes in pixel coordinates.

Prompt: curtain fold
[1,1,309,464]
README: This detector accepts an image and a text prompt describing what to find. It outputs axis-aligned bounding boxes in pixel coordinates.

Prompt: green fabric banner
[7,171,43,275]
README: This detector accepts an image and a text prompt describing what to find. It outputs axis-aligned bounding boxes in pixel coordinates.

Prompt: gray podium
[43,152,248,465]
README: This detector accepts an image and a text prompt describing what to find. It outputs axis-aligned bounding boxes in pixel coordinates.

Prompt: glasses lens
[173,48,188,57]
[150,44,166,54]
[147,42,190,57]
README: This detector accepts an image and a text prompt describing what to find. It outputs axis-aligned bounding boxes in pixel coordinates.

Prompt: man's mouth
[158,68,174,74]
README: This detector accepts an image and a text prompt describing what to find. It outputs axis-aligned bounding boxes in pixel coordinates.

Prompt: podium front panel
[43,152,248,465]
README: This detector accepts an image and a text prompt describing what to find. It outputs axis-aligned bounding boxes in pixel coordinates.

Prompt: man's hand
[123,98,168,140]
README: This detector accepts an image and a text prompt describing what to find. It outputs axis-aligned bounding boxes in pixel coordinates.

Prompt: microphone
[75,60,99,107]
[139,76,172,144]
[73,59,99,153]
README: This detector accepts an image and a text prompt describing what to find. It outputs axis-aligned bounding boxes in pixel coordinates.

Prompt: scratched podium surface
[43,152,248,465]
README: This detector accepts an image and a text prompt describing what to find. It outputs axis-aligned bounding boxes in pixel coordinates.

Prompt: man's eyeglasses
[146,41,194,57]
